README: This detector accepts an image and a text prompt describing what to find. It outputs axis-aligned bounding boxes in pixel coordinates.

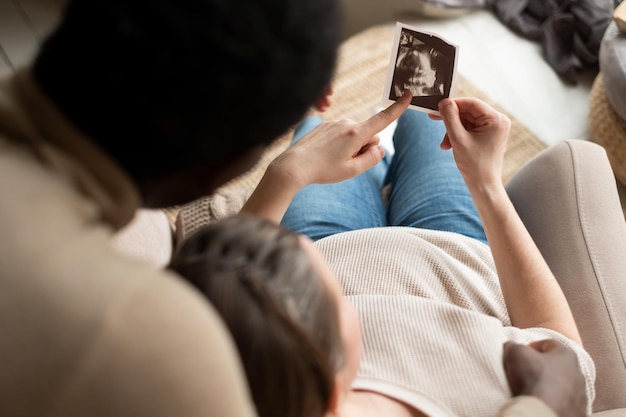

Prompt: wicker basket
[589,73,626,185]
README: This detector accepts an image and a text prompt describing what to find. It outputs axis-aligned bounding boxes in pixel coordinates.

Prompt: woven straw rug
[164,24,547,229]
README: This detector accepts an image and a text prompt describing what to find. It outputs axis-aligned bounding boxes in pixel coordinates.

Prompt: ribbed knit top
[315,227,595,417]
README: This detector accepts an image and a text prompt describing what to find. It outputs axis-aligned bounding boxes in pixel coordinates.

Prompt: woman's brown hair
[169,214,344,417]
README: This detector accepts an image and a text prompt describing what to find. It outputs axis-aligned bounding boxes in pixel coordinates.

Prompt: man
[0,0,341,415]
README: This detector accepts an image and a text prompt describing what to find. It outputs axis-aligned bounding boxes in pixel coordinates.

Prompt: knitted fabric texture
[315,227,596,417]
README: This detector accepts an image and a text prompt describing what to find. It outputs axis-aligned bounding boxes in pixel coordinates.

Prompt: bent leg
[506,140,626,412]
[385,110,487,244]
[280,116,387,241]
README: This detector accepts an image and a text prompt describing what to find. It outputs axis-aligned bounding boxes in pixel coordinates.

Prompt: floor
[403,11,595,146]
[0,1,594,148]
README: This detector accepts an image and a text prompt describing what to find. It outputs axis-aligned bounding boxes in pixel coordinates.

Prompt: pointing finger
[361,90,412,137]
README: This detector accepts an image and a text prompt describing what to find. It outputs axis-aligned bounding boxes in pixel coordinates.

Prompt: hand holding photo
[383,22,459,115]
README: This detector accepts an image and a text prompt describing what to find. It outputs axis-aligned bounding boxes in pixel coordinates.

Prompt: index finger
[361,90,412,136]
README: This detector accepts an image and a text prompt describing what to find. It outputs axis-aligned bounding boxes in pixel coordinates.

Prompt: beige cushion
[593,409,626,416]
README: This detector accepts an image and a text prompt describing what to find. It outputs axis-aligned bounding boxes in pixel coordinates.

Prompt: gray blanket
[490,0,616,84]
[421,0,617,84]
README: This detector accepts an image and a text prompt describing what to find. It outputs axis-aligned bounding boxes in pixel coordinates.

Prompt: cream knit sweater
[315,227,595,417]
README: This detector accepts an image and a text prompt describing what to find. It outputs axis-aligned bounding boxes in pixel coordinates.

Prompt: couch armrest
[594,409,626,417]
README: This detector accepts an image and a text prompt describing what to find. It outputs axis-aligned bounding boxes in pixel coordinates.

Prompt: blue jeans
[281,110,488,245]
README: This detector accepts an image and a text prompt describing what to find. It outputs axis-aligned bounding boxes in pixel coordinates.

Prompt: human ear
[315,85,333,112]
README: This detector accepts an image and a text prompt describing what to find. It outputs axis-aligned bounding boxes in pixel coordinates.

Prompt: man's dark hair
[33,0,341,178]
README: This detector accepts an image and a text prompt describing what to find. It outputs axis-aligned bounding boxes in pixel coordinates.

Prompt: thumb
[502,342,542,395]
[529,339,559,353]
[438,99,465,142]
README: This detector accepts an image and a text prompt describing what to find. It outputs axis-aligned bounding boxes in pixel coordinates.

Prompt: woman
[171,214,589,417]
[171,95,600,417]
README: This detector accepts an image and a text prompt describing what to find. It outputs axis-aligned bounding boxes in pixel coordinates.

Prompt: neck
[336,390,427,417]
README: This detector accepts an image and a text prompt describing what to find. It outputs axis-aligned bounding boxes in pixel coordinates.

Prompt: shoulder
[55,269,257,417]
[55,271,254,417]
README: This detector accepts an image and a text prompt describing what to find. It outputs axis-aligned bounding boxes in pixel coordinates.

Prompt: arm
[436,98,581,344]
[241,91,412,223]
